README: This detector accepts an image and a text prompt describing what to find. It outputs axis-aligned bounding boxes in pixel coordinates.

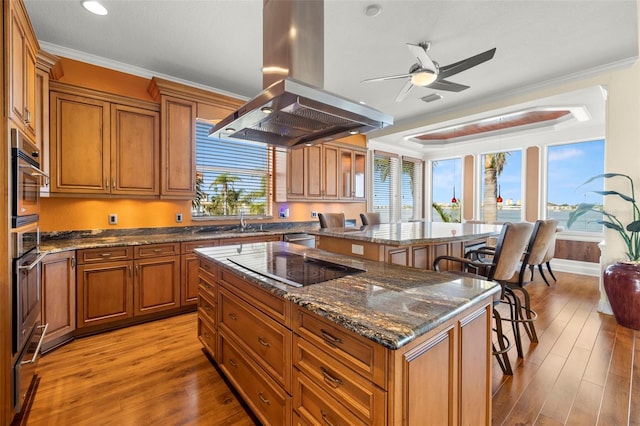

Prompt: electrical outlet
[176,213,183,223]
[108,214,118,225]
[311,211,317,218]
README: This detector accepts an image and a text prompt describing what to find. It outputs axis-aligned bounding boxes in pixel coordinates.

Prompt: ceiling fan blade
[361,73,413,83]
[438,47,496,79]
[406,43,437,71]
[395,80,414,102]
[428,79,470,92]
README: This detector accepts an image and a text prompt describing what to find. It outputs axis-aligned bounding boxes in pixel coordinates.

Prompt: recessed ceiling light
[348,130,360,135]
[261,107,273,114]
[82,1,108,16]
[364,4,382,17]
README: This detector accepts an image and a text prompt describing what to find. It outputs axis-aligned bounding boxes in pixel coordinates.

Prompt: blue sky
[432,139,605,205]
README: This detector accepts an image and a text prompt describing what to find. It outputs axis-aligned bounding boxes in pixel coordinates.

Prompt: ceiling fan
[362,42,497,102]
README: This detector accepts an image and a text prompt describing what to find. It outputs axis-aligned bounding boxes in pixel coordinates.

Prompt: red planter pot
[603,261,640,330]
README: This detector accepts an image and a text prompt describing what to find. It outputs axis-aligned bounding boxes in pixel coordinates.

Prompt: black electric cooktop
[227,251,365,287]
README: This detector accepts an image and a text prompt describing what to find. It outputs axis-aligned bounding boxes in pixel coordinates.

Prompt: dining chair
[360,212,381,226]
[539,225,562,284]
[523,219,559,286]
[318,212,345,228]
[434,221,535,374]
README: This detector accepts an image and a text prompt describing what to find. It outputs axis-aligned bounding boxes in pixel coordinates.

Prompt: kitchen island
[195,241,500,425]
[309,221,502,270]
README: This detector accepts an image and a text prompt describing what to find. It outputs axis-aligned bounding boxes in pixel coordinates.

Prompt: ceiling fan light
[411,71,437,87]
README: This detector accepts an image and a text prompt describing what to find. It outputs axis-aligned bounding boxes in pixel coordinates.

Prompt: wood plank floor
[25,271,639,425]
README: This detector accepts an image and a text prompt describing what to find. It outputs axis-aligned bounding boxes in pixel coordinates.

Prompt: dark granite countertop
[195,241,500,350]
[308,221,502,245]
[39,223,319,254]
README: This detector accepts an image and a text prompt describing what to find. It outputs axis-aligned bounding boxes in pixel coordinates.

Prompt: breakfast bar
[195,241,500,425]
[310,221,502,270]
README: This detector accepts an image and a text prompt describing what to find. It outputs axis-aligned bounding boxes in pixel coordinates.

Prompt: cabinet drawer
[199,257,217,280]
[198,316,216,359]
[198,274,216,301]
[77,246,133,264]
[219,331,291,426]
[182,239,218,254]
[294,306,387,389]
[220,268,291,327]
[197,293,216,326]
[219,288,292,392]
[135,242,180,258]
[293,368,367,426]
[293,335,386,424]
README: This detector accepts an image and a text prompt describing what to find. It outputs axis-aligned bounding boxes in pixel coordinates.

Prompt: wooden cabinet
[41,250,76,352]
[197,256,217,358]
[196,253,494,425]
[387,304,492,425]
[49,84,160,196]
[35,51,59,195]
[159,95,196,198]
[287,143,364,201]
[216,268,293,425]
[340,148,366,200]
[181,240,218,306]
[133,243,181,316]
[76,247,134,328]
[77,243,181,328]
[8,0,38,139]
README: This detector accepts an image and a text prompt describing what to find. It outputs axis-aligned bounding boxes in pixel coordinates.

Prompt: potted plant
[568,172,640,329]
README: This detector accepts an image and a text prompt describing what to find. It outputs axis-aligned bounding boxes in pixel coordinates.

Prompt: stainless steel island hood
[209,0,393,147]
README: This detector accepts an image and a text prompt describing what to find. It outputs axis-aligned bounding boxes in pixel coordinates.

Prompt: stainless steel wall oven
[11,128,47,228]
[11,223,47,414]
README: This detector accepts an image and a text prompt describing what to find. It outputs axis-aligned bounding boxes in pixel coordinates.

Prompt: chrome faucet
[239,211,247,230]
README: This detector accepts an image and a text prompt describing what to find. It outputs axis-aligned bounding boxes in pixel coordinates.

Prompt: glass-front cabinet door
[340,149,366,200]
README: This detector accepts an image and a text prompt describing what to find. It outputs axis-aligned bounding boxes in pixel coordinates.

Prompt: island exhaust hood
[209,0,393,147]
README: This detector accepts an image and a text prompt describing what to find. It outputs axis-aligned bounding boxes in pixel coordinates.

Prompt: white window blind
[193,120,272,218]
[372,151,423,223]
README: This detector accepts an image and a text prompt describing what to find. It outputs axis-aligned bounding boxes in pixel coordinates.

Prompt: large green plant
[567,173,640,261]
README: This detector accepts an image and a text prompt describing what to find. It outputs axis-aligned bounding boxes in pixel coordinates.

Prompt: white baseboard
[549,258,601,277]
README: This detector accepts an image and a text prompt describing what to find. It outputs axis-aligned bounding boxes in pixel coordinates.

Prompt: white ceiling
[24,0,638,146]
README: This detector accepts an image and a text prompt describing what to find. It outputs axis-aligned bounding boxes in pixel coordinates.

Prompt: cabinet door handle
[71,257,76,269]
[320,329,343,345]
[320,410,334,426]
[258,392,271,406]
[105,179,109,189]
[153,248,163,253]
[113,180,116,189]
[24,108,31,125]
[228,313,238,321]
[257,337,270,347]
[228,358,237,368]
[100,253,112,257]
[128,266,132,277]
[320,367,343,387]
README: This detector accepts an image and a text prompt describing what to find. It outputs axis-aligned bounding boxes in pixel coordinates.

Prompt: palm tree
[483,153,508,222]
[209,173,242,215]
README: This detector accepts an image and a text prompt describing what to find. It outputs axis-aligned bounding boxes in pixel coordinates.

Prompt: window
[193,120,272,218]
[431,158,462,222]
[547,139,604,232]
[372,151,423,223]
[480,150,522,223]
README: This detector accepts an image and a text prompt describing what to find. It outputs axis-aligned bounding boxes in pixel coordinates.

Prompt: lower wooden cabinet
[133,254,180,316]
[41,250,76,351]
[196,253,494,425]
[77,258,133,328]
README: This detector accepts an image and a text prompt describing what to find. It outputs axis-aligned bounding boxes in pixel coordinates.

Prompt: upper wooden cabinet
[8,0,38,138]
[159,95,196,198]
[340,148,366,200]
[49,83,160,196]
[286,143,366,201]
[148,77,243,200]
